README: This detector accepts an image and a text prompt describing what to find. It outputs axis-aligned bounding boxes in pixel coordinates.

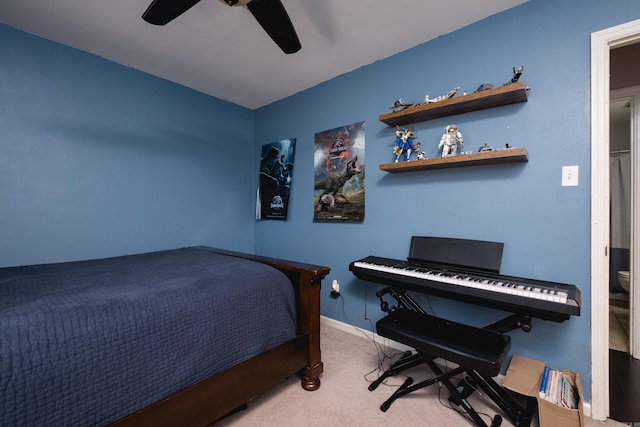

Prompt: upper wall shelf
[378,82,528,127]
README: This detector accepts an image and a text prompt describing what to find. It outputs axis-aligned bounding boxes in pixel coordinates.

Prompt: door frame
[591,18,640,421]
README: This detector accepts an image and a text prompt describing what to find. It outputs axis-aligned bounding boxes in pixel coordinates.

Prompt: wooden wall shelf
[379,82,528,127]
[379,147,528,173]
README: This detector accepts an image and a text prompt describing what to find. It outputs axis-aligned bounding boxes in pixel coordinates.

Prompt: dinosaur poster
[314,121,365,223]
[257,138,296,220]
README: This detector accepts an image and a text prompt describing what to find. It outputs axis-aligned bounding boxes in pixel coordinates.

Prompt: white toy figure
[438,124,464,157]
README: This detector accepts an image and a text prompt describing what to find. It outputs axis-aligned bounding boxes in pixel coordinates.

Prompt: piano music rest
[376,309,511,427]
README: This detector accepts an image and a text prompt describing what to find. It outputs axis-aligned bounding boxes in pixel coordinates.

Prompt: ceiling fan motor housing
[220,0,252,6]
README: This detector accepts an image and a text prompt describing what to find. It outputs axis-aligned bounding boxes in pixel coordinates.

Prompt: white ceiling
[0,0,527,109]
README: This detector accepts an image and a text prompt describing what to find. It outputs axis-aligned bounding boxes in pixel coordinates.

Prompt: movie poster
[314,121,365,223]
[257,139,296,220]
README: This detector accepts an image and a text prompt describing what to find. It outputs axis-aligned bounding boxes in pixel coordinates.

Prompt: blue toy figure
[393,128,421,162]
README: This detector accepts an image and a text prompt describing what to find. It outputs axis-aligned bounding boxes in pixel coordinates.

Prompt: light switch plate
[562,165,579,187]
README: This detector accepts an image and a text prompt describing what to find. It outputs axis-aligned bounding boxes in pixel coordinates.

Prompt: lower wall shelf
[379,147,528,172]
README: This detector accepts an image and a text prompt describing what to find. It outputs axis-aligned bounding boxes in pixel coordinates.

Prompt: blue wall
[254,0,640,403]
[3,0,640,405]
[0,24,255,266]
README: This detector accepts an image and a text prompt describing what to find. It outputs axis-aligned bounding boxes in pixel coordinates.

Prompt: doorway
[610,86,640,358]
[591,19,640,421]
[608,96,631,354]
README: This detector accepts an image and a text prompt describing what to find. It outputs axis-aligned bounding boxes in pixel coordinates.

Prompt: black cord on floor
[354,283,414,387]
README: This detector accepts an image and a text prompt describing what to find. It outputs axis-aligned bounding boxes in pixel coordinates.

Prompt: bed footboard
[199,247,330,390]
[111,247,329,426]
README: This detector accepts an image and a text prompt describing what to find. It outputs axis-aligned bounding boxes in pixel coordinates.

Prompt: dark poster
[314,121,365,223]
[257,139,296,220]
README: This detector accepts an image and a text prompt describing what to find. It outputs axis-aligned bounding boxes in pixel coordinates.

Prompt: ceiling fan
[142,0,301,54]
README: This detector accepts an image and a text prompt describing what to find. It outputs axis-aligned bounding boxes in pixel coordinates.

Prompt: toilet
[617,270,631,293]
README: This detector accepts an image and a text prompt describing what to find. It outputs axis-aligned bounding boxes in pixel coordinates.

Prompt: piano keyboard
[349,256,581,321]
[352,260,569,304]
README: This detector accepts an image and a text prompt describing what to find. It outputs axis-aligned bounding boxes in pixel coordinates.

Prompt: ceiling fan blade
[247,0,301,54]
[142,0,202,25]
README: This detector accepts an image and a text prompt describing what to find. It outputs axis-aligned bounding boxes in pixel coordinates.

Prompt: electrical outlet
[331,279,340,298]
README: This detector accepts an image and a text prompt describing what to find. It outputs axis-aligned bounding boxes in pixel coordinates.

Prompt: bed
[0,246,330,426]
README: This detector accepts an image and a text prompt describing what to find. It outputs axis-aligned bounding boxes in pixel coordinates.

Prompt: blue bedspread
[0,247,297,426]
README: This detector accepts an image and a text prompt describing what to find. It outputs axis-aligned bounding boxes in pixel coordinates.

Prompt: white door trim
[591,18,640,421]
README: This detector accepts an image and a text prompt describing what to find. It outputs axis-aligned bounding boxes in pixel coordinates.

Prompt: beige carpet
[215,321,626,427]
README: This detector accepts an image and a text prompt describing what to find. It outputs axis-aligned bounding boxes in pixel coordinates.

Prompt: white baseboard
[319,315,592,418]
[320,315,412,352]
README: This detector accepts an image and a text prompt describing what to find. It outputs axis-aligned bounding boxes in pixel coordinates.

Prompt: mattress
[0,247,296,426]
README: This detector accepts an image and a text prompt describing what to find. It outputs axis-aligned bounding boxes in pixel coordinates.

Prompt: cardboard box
[502,354,584,427]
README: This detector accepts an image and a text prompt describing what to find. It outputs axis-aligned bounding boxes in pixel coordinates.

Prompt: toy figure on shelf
[404,130,420,161]
[506,66,524,85]
[478,141,495,152]
[438,124,464,157]
[475,66,525,92]
[393,127,421,162]
[423,87,460,104]
[389,98,418,112]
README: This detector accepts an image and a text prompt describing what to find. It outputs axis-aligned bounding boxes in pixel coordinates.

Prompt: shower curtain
[610,151,631,293]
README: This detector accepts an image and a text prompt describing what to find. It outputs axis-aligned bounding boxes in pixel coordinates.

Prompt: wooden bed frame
[110,247,330,426]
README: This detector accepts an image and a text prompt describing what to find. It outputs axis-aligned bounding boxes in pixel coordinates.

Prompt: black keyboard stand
[372,287,536,427]
[368,287,427,393]
[368,350,424,392]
